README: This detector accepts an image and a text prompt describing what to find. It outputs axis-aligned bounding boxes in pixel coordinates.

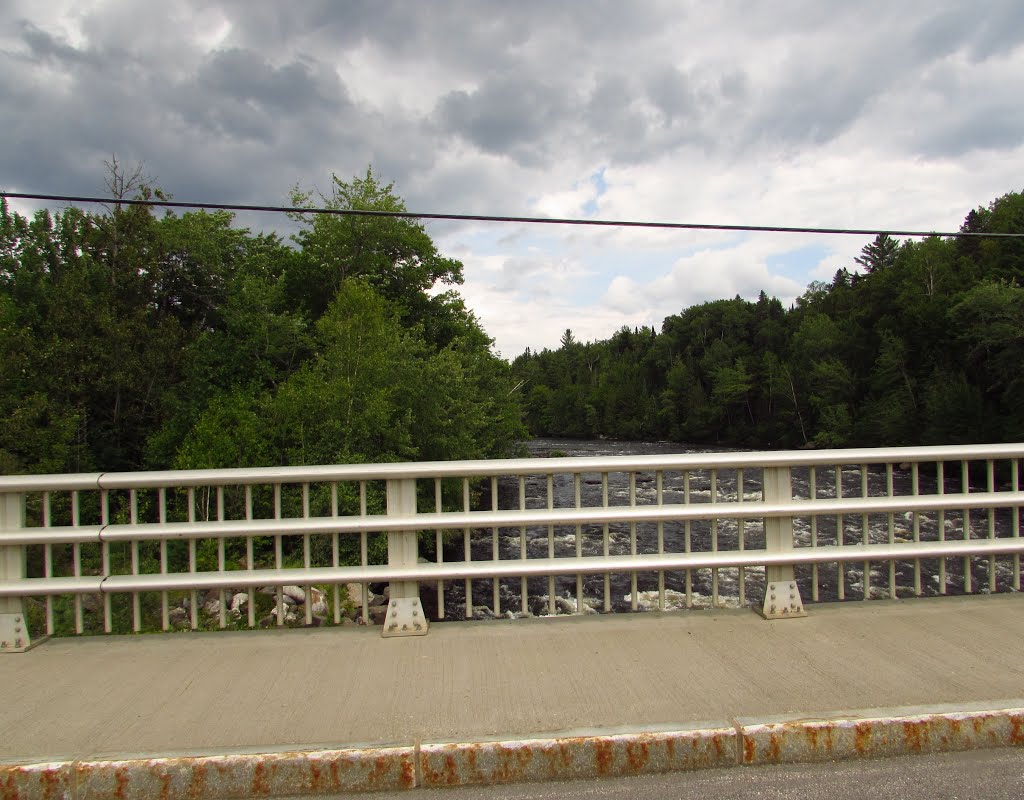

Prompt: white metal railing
[0,443,1021,648]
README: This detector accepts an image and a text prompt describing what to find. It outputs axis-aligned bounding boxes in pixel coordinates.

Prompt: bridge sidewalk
[2,594,1023,795]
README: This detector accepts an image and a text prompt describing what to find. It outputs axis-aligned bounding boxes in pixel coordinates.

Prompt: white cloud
[601,240,807,317]
[530,179,601,219]
[459,274,651,358]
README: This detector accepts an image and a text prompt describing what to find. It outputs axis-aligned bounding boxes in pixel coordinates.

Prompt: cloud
[196,49,337,114]
[602,241,806,316]
[3,0,1024,358]
[435,76,575,167]
[646,66,695,122]
[16,19,96,66]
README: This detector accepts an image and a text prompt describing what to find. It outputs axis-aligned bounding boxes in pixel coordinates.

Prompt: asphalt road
[366,749,1024,800]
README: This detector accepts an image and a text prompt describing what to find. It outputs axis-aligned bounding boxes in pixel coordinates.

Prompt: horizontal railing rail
[2,442,1022,492]
[0,443,1021,647]
[3,538,1024,598]
[2,491,1023,546]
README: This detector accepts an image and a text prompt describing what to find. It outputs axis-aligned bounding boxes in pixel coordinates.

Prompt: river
[433,438,1018,620]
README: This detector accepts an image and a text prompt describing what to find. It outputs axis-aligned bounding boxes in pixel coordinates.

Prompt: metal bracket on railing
[1,492,31,652]
[0,613,30,653]
[759,581,806,620]
[381,598,429,637]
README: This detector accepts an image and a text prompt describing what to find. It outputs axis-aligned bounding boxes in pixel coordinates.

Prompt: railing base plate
[0,612,31,652]
[382,598,429,637]
[758,581,806,620]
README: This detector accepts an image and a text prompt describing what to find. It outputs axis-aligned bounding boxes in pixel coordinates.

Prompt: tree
[145,230,310,467]
[1,164,525,476]
[286,169,464,323]
[857,332,917,444]
[178,280,525,469]
[956,191,1024,282]
[854,233,900,273]
[950,282,1024,439]
[712,359,754,428]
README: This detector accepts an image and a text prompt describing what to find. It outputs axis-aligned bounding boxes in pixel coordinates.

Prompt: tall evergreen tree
[854,233,900,273]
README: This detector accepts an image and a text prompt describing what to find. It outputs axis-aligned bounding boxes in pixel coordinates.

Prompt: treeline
[512,191,1024,448]
[0,166,525,477]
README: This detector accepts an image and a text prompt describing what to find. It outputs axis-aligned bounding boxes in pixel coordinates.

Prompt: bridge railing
[0,443,1021,648]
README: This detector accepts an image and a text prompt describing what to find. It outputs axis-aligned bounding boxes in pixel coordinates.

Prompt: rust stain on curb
[0,762,74,800]
[739,705,1024,765]
[418,726,737,787]
[3,704,1024,797]
[0,746,415,800]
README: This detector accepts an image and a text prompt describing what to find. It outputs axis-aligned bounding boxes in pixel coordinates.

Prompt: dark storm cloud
[212,0,671,69]
[433,61,728,171]
[3,0,1024,216]
[0,4,400,207]
[646,67,697,123]
[911,1,1024,63]
[584,75,663,162]
[719,71,748,101]
[965,2,1024,61]
[750,64,880,149]
[920,110,1024,158]
[435,76,577,167]
[0,20,153,196]
[196,49,339,114]
[909,70,1024,159]
[911,6,979,61]
[210,0,529,73]
[167,48,353,146]
[730,2,1018,156]
[15,20,97,67]
[581,68,742,163]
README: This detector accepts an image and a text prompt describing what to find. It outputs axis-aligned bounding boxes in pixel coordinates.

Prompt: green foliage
[286,168,464,327]
[512,190,1024,448]
[175,388,275,469]
[1,167,525,478]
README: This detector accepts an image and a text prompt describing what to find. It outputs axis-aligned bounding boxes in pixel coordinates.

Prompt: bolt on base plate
[0,613,31,653]
[381,598,429,637]
[758,581,807,620]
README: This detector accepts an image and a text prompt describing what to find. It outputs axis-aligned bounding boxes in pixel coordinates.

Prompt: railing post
[760,467,806,620]
[0,493,32,652]
[382,478,428,637]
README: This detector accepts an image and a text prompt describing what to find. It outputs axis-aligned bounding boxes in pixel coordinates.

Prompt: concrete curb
[737,700,1024,765]
[418,723,738,788]
[3,701,1022,798]
[0,746,418,799]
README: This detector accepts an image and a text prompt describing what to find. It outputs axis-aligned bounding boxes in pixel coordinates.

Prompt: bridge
[1,444,1022,797]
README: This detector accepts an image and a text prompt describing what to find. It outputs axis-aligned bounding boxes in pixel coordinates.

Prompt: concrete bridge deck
[2,594,1023,797]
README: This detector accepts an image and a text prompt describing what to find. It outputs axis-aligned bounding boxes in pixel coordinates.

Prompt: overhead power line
[2,191,1022,239]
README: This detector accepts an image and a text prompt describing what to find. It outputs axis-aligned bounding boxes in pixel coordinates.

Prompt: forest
[0,166,525,477]
[511,191,1024,449]
[3,175,1023,481]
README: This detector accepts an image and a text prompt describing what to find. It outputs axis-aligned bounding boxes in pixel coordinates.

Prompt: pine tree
[854,233,900,273]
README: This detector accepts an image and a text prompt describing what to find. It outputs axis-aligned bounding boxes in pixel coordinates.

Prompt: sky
[2,0,1023,358]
